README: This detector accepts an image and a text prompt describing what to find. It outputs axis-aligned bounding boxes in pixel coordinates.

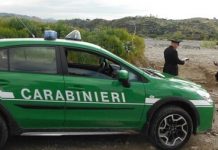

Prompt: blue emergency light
[44,30,57,40]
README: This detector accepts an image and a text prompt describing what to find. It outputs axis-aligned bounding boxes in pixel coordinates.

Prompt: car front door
[62,48,146,129]
[0,46,65,129]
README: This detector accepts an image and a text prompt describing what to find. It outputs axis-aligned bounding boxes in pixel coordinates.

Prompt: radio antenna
[15,16,36,38]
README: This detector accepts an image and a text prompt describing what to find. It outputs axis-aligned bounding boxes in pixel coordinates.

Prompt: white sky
[0,0,217,20]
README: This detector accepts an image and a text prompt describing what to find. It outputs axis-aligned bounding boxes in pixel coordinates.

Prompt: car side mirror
[118,70,130,87]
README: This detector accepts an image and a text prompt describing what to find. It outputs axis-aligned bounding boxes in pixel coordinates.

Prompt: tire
[0,116,8,149]
[150,105,193,150]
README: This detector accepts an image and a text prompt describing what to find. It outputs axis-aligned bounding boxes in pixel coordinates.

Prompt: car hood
[141,68,212,102]
[141,68,202,89]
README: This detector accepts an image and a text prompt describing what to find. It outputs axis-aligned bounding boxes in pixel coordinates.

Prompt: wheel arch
[0,104,21,136]
[144,97,200,136]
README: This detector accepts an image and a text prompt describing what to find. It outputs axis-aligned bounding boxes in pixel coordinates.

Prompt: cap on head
[171,39,182,45]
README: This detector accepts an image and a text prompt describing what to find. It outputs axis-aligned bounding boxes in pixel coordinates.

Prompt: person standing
[163,40,189,76]
[214,61,218,81]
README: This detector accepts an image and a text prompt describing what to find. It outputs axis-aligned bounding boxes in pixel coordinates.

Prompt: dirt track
[3,39,218,150]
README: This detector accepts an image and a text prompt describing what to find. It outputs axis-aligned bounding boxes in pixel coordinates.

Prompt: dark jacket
[163,46,185,76]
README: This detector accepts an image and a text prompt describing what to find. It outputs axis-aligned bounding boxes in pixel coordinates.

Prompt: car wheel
[0,116,8,149]
[150,105,193,150]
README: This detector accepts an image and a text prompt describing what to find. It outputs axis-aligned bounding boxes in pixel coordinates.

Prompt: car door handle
[67,87,84,91]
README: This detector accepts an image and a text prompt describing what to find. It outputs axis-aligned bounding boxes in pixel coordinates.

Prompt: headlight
[197,90,213,103]
[205,97,213,103]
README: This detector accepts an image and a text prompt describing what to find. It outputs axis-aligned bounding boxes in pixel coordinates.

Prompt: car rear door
[0,46,65,129]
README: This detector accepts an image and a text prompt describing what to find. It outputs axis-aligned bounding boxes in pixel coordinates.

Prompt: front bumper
[196,103,215,133]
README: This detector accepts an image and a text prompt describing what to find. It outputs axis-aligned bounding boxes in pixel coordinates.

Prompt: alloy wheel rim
[158,114,188,147]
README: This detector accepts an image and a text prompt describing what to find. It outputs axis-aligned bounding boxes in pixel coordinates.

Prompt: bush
[81,27,146,66]
[0,18,147,66]
[201,41,217,49]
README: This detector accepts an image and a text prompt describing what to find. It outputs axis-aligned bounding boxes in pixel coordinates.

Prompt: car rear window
[9,47,57,74]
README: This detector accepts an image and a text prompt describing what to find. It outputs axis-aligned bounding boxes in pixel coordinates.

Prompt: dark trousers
[215,72,218,81]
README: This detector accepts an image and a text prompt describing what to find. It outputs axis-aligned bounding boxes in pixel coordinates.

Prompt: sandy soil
[3,39,218,150]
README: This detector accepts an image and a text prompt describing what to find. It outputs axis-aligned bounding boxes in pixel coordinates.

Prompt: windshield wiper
[141,68,163,78]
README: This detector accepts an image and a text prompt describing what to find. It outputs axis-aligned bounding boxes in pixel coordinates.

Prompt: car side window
[65,49,119,79]
[0,49,8,71]
[9,47,57,74]
[67,50,99,66]
[124,68,140,82]
[64,49,141,82]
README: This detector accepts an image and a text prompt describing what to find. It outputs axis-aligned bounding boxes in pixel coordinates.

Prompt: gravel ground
[3,39,218,150]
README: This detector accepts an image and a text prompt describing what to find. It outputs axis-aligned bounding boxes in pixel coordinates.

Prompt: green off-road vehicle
[0,30,214,149]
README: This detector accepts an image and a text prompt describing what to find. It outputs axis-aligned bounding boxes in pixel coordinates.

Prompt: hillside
[0,13,56,23]
[0,13,218,41]
[64,16,218,40]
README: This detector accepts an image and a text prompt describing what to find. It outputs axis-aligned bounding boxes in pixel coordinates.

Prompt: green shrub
[81,27,146,66]
[201,41,217,48]
[0,18,147,66]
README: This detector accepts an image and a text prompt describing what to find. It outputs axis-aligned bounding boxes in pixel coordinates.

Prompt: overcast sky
[0,0,217,20]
